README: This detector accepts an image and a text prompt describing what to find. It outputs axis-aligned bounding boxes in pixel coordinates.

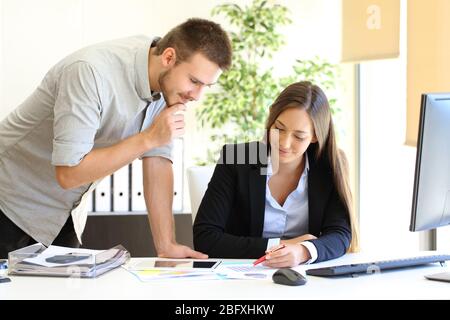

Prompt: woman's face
[270,107,317,166]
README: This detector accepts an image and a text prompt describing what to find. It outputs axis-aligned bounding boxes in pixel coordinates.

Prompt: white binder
[131,159,146,211]
[113,164,130,212]
[173,138,183,212]
[94,176,111,212]
[86,191,93,213]
[130,139,184,212]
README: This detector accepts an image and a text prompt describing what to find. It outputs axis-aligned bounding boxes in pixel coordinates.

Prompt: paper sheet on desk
[124,264,269,281]
[126,269,223,282]
[216,262,272,280]
[124,260,272,282]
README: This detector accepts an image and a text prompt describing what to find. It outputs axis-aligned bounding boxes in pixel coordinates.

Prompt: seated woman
[193,81,359,268]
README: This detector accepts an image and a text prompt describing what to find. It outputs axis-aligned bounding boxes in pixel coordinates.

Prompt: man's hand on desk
[157,242,208,259]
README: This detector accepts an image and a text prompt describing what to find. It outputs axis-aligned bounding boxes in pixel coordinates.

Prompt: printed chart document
[219,261,271,280]
[8,243,130,278]
[124,258,221,281]
[123,259,272,282]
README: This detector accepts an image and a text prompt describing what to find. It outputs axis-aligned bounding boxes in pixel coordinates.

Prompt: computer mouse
[272,268,307,286]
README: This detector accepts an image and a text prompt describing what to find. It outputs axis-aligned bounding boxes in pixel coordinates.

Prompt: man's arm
[143,156,207,258]
[55,133,151,189]
[55,104,186,189]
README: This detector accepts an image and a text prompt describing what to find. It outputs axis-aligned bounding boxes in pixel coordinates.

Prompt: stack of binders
[88,137,184,213]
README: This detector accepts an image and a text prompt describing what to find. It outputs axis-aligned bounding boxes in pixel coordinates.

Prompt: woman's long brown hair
[265,81,359,252]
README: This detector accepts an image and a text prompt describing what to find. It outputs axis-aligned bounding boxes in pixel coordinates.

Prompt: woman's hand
[263,243,311,268]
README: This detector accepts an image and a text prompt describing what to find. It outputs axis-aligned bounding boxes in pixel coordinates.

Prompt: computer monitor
[410,93,450,232]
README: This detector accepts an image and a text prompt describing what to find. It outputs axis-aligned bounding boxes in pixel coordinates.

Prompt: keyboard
[305,254,450,277]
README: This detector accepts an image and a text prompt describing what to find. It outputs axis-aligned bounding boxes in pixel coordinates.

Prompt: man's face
[159,52,222,106]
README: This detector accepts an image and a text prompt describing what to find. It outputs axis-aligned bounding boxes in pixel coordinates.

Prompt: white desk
[1,251,449,300]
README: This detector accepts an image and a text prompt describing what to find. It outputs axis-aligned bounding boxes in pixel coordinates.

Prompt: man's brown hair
[155,18,232,70]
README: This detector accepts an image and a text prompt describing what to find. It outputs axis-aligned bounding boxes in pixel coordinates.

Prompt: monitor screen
[410,93,450,232]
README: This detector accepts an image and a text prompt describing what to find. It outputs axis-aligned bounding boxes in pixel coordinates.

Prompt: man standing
[0,18,232,259]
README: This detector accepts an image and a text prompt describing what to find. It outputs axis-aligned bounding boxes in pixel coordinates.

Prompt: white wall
[0,0,225,120]
[1,0,82,117]
[360,59,419,253]
[359,0,420,253]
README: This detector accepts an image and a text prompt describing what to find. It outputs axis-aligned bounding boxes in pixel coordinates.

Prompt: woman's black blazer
[193,141,351,262]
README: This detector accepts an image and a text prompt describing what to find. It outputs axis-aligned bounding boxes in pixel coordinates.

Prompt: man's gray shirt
[0,35,171,246]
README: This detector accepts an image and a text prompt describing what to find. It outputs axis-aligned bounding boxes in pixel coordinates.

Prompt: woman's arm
[263,190,351,267]
[308,187,352,262]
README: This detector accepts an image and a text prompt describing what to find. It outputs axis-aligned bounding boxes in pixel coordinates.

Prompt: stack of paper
[8,243,130,278]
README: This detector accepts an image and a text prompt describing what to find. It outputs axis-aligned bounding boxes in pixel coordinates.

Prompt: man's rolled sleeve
[141,142,173,162]
[52,140,95,167]
[51,61,102,167]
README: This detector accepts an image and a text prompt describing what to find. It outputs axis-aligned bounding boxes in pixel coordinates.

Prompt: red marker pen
[253,244,286,266]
